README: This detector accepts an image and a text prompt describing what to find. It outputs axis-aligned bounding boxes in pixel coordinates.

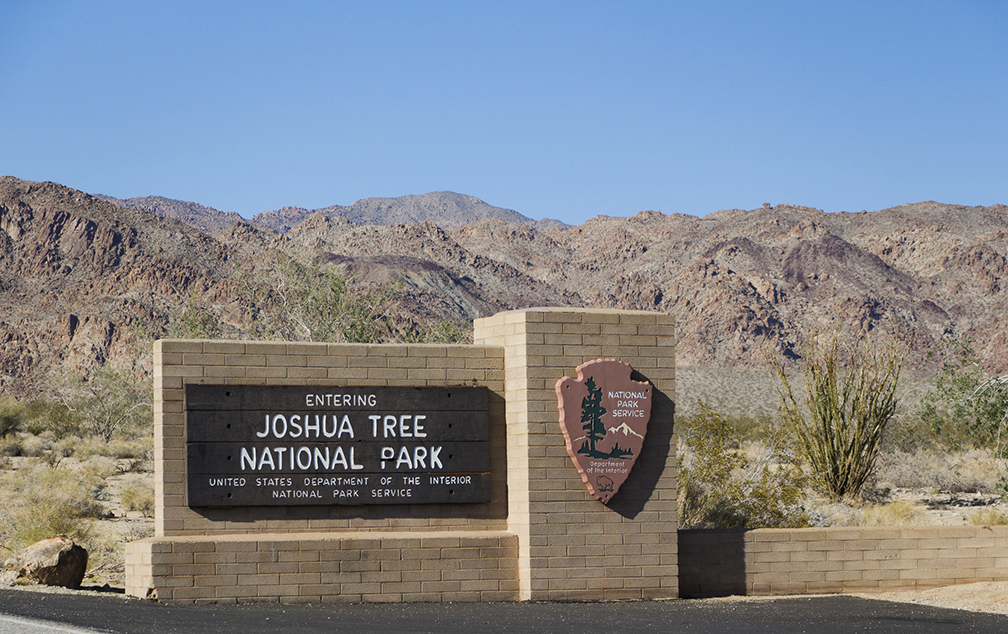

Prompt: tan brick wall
[679,526,1008,598]
[126,531,518,603]
[474,308,677,601]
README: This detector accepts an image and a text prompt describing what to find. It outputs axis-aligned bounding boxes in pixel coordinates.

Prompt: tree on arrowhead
[580,376,608,457]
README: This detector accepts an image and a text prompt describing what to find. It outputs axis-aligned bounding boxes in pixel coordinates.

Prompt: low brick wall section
[126,531,518,604]
[679,526,1008,598]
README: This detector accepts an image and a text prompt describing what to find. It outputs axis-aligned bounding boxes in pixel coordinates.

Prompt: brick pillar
[474,308,677,600]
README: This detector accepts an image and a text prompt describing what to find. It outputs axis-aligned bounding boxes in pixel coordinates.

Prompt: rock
[10,535,88,588]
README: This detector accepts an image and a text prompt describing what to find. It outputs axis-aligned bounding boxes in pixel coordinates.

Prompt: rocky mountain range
[3,175,1007,398]
[99,191,569,234]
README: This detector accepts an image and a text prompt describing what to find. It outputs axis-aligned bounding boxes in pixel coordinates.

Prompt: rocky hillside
[3,176,1008,398]
[104,190,565,233]
[95,194,245,234]
[253,191,542,233]
[0,177,240,395]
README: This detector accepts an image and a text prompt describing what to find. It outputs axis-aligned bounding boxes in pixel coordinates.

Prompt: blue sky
[1,2,1005,225]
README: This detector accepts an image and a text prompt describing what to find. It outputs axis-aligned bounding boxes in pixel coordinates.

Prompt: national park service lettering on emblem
[555,359,652,504]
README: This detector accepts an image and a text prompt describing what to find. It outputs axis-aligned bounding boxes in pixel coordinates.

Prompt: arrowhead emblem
[556,359,652,503]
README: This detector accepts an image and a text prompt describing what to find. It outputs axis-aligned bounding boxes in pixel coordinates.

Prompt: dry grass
[0,426,155,587]
[815,499,931,527]
[872,449,1001,493]
[119,477,154,517]
[0,461,104,555]
[970,508,1008,525]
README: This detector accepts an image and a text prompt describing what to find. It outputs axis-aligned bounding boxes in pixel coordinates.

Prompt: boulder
[9,535,88,588]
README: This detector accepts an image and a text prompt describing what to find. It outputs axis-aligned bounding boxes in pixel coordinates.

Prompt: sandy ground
[853,582,1008,615]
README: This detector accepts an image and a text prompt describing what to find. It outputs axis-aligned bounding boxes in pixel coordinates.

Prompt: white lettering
[322,414,337,438]
[395,445,412,469]
[337,415,354,438]
[273,446,287,469]
[272,415,288,439]
[305,415,321,437]
[296,447,312,470]
[332,446,349,470]
[313,446,329,470]
[413,445,427,468]
[258,448,276,470]
[240,447,256,471]
[380,446,394,469]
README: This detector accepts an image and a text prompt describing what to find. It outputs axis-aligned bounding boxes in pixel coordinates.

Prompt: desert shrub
[24,402,84,438]
[678,400,809,529]
[105,438,152,460]
[970,508,1008,525]
[768,332,909,500]
[0,400,22,437]
[241,253,398,343]
[0,435,22,457]
[40,438,78,468]
[397,319,473,344]
[859,500,929,526]
[882,415,940,453]
[872,449,999,493]
[917,338,1008,498]
[819,500,929,527]
[919,338,1008,454]
[20,434,53,457]
[0,463,104,554]
[120,478,155,517]
[54,365,152,442]
[169,287,223,339]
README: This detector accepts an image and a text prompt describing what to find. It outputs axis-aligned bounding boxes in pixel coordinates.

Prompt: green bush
[0,436,22,457]
[397,319,473,344]
[0,399,51,437]
[169,287,222,339]
[241,253,398,344]
[0,400,22,437]
[918,338,1008,454]
[0,464,104,554]
[677,400,809,529]
[54,366,152,442]
[120,479,155,517]
[768,332,908,500]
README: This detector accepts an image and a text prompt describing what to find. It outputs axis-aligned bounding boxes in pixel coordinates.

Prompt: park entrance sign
[186,384,490,505]
[556,359,652,504]
[128,308,677,604]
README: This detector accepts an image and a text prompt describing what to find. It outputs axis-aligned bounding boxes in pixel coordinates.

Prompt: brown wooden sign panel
[556,359,652,504]
[186,385,490,506]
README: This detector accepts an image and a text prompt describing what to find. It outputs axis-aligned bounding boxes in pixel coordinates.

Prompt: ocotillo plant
[767,332,909,500]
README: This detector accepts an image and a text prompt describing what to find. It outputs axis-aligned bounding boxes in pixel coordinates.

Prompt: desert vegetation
[677,335,1008,529]
[0,372,153,587]
[4,256,1008,584]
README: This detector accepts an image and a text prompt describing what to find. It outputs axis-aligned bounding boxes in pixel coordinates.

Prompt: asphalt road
[2,590,1008,634]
